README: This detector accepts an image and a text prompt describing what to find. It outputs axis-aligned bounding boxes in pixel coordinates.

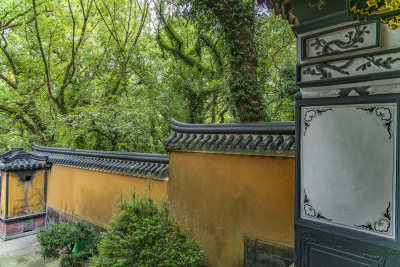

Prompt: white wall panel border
[300,103,397,239]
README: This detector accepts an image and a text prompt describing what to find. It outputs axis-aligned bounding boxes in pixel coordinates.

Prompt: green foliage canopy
[0,0,297,153]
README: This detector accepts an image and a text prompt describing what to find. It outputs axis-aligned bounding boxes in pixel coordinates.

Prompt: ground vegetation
[91,191,203,266]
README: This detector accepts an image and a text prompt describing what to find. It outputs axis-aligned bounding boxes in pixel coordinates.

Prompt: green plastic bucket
[72,240,88,256]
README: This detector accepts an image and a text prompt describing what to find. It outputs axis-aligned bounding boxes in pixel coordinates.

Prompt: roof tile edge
[167,119,295,157]
[32,143,169,179]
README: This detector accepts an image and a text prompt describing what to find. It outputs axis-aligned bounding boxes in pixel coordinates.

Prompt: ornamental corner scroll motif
[355,202,392,233]
[356,106,393,139]
[310,26,370,56]
[303,189,332,222]
[304,108,332,136]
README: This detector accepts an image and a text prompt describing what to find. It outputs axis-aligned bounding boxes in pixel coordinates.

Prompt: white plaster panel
[300,51,400,83]
[300,103,397,239]
[304,22,378,59]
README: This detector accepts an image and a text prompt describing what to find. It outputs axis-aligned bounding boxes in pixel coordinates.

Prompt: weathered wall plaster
[168,152,295,267]
[46,165,167,227]
[7,170,44,218]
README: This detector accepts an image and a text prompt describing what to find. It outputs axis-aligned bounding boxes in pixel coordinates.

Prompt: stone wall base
[244,238,294,267]
[0,213,46,240]
[46,206,104,233]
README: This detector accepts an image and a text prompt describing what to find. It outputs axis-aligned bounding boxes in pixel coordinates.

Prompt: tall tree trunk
[201,0,265,122]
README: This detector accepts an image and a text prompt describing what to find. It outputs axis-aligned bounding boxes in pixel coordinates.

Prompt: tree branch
[0,73,18,90]
[0,32,19,85]
[0,16,36,31]
[94,0,121,47]
[0,105,38,134]
[33,0,61,109]
[132,1,148,46]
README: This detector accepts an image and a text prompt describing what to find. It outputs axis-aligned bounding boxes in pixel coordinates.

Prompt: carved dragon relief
[356,56,400,70]
[310,26,371,56]
[303,60,353,80]
[302,54,400,81]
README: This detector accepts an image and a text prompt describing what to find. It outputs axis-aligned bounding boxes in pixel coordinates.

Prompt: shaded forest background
[0,0,296,153]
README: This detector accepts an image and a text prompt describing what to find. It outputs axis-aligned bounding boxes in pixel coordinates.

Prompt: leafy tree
[157,0,266,122]
[93,0,150,97]
[0,0,172,152]
[156,10,230,123]
[0,0,296,152]
[255,11,298,121]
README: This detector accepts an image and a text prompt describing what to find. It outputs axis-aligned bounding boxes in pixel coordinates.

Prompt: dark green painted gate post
[264,1,400,266]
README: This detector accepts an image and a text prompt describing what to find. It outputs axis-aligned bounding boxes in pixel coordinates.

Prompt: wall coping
[167,119,296,157]
[32,143,169,179]
[32,143,169,164]
[170,118,295,134]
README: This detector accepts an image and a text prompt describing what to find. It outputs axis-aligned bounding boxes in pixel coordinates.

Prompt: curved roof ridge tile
[168,119,295,156]
[170,118,295,134]
[31,144,169,179]
[32,143,169,164]
[0,148,51,171]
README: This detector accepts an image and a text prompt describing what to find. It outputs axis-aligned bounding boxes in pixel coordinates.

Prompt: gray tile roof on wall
[166,119,295,157]
[0,148,51,171]
[32,143,169,180]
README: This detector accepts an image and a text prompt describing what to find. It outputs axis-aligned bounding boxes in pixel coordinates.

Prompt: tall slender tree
[159,0,266,122]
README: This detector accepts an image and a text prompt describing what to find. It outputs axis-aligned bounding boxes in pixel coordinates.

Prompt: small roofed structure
[0,148,51,240]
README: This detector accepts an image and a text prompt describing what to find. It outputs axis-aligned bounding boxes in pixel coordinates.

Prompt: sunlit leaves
[0,0,297,153]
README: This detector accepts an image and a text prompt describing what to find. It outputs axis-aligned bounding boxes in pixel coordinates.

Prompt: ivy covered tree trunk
[199,0,265,122]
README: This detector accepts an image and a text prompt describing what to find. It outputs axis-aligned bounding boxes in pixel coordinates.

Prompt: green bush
[91,192,203,266]
[37,222,99,267]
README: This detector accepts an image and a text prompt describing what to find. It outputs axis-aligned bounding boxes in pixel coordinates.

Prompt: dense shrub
[37,222,99,267]
[91,192,203,266]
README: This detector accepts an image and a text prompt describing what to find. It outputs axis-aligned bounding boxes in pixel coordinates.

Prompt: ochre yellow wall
[8,170,45,218]
[46,165,168,226]
[168,152,295,267]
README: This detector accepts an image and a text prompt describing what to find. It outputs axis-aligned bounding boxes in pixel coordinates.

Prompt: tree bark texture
[199,0,265,122]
